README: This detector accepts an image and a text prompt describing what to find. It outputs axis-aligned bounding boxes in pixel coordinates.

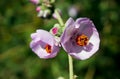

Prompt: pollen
[76,34,89,46]
[45,44,52,53]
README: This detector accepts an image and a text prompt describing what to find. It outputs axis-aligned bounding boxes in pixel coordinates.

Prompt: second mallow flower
[30,29,60,59]
[61,18,100,60]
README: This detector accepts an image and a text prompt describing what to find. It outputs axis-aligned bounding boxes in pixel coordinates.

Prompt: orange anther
[76,34,88,46]
[45,44,52,53]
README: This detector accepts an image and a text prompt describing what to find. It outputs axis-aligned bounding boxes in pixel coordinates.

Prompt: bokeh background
[0,0,120,79]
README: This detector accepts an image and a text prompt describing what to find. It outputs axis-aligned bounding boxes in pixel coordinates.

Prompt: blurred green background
[0,0,120,79]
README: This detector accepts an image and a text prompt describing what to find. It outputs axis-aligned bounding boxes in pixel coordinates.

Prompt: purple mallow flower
[61,18,100,60]
[30,29,60,59]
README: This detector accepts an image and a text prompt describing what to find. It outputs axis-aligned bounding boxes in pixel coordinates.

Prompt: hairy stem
[55,9,64,26]
[55,9,74,79]
[68,55,74,79]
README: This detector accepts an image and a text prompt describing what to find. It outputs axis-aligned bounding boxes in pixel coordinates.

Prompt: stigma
[76,34,89,46]
[45,44,52,53]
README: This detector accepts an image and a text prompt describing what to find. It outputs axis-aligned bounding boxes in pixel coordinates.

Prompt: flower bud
[30,0,39,4]
[36,6,41,12]
[68,6,78,18]
[43,9,51,18]
[50,0,55,3]
[52,9,61,19]
[50,23,60,35]
[37,10,44,17]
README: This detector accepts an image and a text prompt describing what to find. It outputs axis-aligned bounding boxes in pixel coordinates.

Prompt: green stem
[55,9,64,26]
[55,9,74,79]
[68,55,74,79]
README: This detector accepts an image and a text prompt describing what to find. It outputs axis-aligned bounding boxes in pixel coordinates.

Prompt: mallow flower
[61,18,100,60]
[30,29,60,59]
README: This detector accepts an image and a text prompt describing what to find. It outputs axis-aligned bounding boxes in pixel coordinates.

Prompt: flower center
[76,34,89,46]
[45,44,52,53]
